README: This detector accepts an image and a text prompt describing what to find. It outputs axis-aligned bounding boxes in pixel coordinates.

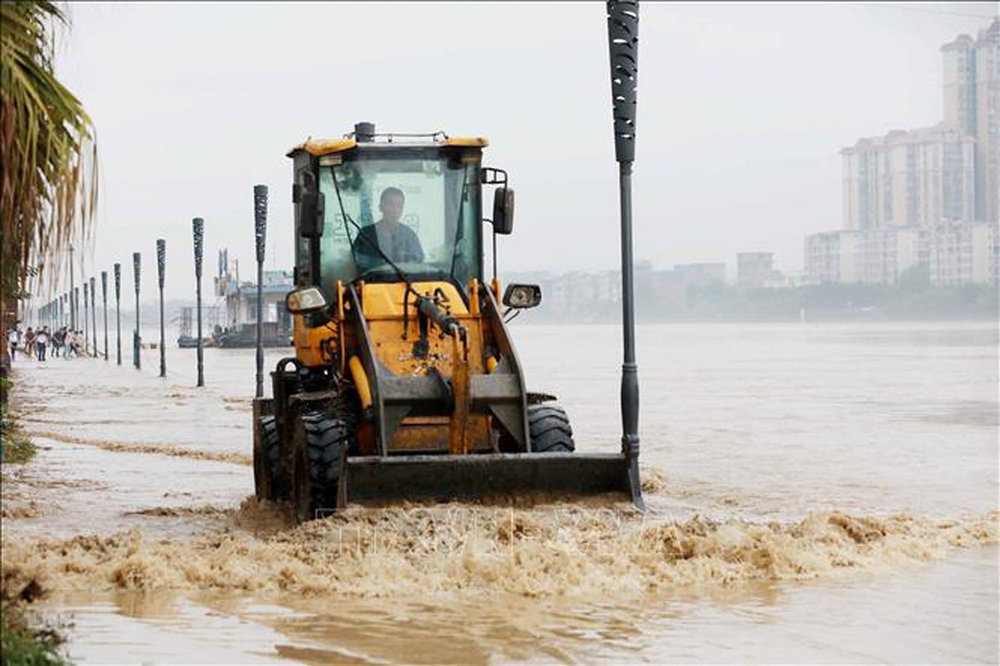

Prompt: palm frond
[0,0,98,314]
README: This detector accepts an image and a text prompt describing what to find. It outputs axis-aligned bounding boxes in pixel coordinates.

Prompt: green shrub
[1,602,70,665]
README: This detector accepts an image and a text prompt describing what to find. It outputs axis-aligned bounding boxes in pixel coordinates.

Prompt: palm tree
[0,0,97,372]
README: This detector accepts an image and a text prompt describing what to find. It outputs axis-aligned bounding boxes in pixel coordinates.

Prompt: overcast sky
[47,1,998,301]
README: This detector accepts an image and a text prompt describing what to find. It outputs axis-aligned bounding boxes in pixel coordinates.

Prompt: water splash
[3,501,996,603]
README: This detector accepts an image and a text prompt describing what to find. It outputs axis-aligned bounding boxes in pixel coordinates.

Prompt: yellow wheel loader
[253,2,644,521]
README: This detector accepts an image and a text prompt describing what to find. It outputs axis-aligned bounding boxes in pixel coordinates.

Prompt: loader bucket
[342,452,635,505]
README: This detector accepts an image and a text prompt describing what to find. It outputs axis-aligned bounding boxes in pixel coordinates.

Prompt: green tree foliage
[897,263,931,292]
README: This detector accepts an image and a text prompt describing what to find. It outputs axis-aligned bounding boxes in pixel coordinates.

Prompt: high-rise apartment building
[942,35,978,135]
[976,19,998,225]
[815,18,1000,286]
[841,126,976,229]
[942,18,999,224]
[840,18,997,231]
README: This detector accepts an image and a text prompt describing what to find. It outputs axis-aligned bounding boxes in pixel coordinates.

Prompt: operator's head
[379,187,405,226]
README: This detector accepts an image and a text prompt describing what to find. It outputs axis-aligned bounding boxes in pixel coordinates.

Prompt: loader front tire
[528,403,575,453]
[293,410,348,522]
[254,415,285,501]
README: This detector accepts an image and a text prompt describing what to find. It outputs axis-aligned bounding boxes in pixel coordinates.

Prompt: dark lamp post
[607,0,644,510]
[253,185,268,399]
[133,252,141,370]
[157,239,167,378]
[193,218,205,387]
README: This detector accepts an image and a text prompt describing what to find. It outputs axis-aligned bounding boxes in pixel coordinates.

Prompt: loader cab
[288,128,494,306]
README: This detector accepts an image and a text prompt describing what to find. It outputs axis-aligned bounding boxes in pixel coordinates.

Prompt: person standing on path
[6,327,18,361]
[35,327,49,362]
[52,327,64,358]
[73,330,85,358]
[23,327,35,360]
[63,329,75,359]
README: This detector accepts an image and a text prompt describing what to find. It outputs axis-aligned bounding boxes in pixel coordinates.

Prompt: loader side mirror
[298,171,325,239]
[502,283,541,309]
[299,190,325,238]
[492,188,514,235]
[286,286,327,314]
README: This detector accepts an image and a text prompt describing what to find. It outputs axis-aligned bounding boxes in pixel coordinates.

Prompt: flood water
[2,321,998,663]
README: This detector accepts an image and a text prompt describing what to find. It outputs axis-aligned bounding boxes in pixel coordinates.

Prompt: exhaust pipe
[355,121,375,143]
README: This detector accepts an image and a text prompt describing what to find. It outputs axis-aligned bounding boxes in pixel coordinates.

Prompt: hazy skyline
[37,1,999,302]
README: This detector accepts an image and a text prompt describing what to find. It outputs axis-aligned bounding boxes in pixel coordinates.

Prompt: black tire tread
[528,403,575,453]
[300,411,349,515]
[331,387,362,456]
[258,415,285,500]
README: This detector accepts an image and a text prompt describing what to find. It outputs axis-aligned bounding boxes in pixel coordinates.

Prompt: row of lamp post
[36,242,168,375]
[35,258,141,369]
[31,185,269,391]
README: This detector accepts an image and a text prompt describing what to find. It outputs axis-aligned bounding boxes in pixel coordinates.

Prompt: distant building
[781,270,810,288]
[673,262,726,287]
[805,230,859,284]
[508,263,694,320]
[840,125,976,230]
[928,221,999,285]
[942,18,999,225]
[856,227,927,284]
[814,18,999,286]
[214,251,294,332]
[807,222,997,286]
[737,252,777,288]
[220,269,294,330]
[807,228,925,285]
[839,19,998,232]
[525,270,620,321]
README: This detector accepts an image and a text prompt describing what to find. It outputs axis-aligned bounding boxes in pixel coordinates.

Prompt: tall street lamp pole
[101,271,109,361]
[157,239,167,378]
[607,0,644,510]
[83,274,89,348]
[90,277,98,357]
[69,244,76,329]
[193,218,205,387]
[133,252,141,370]
[253,186,268,399]
[114,263,122,366]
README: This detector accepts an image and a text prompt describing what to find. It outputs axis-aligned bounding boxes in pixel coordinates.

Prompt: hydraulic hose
[416,296,464,338]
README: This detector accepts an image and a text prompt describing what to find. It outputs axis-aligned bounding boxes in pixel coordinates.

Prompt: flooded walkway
[2,325,998,663]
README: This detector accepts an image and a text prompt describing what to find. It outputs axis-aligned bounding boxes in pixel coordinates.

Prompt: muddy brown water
[2,322,997,663]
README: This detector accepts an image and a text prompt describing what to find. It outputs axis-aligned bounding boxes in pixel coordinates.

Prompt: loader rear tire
[528,403,575,453]
[254,415,285,501]
[293,410,348,522]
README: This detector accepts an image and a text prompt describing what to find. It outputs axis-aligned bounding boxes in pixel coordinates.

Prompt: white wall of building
[930,221,1000,285]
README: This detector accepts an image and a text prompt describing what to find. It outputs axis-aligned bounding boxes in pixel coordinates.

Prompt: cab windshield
[316,149,481,297]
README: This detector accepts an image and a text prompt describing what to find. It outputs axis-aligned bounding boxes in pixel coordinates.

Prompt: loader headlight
[286,287,327,314]
[502,283,541,309]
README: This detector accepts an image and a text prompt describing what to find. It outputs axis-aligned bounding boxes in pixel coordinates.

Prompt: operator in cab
[352,187,424,272]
